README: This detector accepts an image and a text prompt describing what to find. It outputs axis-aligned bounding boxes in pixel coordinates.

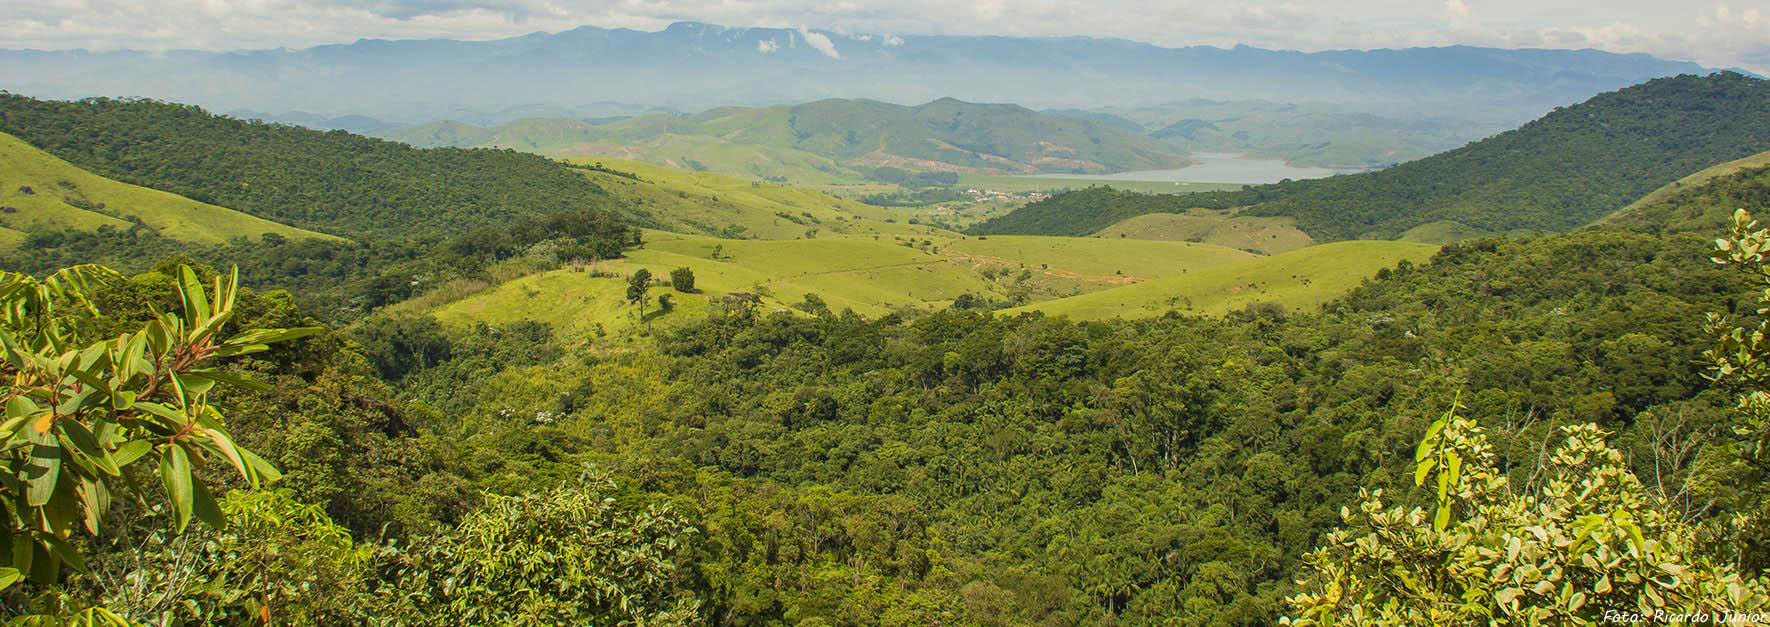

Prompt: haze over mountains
[0,21,1711,127]
[380,97,1190,179]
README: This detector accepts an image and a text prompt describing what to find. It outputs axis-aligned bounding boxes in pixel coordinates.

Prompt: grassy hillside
[568,158,936,239]
[416,229,1409,341]
[969,186,1253,237]
[1091,210,1315,254]
[422,232,1010,341]
[1013,240,1438,319]
[384,98,1189,182]
[979,73,1770,242]
[0,132,337,247]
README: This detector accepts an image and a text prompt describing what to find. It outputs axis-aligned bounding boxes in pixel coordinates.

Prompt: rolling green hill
[417,231,1011,341]
[976,73,1770,242]
[568,158,935,239]
[384,98,1189,182]
[0,132,338,248]
[1090,210,1315,254]
[1012,240,1439,319]
[412,228,1411,341]
[969,185,1253,237]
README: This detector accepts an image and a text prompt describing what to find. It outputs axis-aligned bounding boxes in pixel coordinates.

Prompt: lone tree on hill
[627,269,653,329]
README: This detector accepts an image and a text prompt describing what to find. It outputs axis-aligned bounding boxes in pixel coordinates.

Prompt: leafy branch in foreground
[1284,406,1770,625]
[0,264,318,591]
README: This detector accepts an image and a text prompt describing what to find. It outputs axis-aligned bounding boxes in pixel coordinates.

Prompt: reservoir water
[1028,152,1367,185]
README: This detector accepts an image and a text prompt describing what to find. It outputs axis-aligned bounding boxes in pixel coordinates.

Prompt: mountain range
[0,21,1711,126]
[379,97,1188,179]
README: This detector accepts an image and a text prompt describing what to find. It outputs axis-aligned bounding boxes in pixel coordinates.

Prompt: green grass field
[0,132,341,246]
[1011,240,1439,319]
[573,158,948,239]
[1397,220,1493,244]
[1090,210,1316,254]
[427,231,1009,342]
[558,135,865,185]
[428,235,1434,341]
[933,234,1255,279]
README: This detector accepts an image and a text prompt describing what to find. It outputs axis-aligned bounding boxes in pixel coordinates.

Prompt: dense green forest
[1,155,1764,623]
[972,73,1770,240]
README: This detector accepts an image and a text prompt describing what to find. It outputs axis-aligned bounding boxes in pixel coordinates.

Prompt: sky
[1,0,1766,73]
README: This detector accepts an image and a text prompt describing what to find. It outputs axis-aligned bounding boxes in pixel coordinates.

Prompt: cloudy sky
[2,0,1766,72]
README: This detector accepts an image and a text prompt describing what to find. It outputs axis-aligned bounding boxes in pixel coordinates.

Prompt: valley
[0,11,1767,624]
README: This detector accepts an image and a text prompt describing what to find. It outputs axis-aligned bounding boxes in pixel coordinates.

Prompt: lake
[1027,152,1367,185]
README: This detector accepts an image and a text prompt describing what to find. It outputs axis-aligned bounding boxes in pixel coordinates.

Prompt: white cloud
[1445,0,1471,20]
[756,38,777,53]
[798,27,841,60]
[884,34,904,46]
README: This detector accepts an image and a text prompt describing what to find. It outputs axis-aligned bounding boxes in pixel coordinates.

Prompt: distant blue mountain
[0,21,1709,125]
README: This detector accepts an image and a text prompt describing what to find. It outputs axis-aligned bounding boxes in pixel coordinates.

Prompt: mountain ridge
[379,97,1190,178]
[972,72,1770,241]
[0,21,1710,125]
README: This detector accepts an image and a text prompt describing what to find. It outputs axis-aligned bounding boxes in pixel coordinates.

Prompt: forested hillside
[973,73,1770,240]
[0,94,622,239]
[0,131,337,247]
[0,95,640,318]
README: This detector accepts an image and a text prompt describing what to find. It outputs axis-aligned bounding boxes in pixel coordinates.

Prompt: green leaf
[200,428,253,485]
[160,446,194,533]
[1416,418,1446,462]
[59,420,118,476]
[77,477,109,536]
[188,368,270,392]
[10,535,32,577]
[0,567,21,591]
[1414,459,1436,487]
[177,266,210,327]
[132,401,190,428]
[191,480,225,531]
[43,535,89,577]
[24,430,61,507]
[237,445,283,484]
[1433,504,1451,532]
[111,441,153,468]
